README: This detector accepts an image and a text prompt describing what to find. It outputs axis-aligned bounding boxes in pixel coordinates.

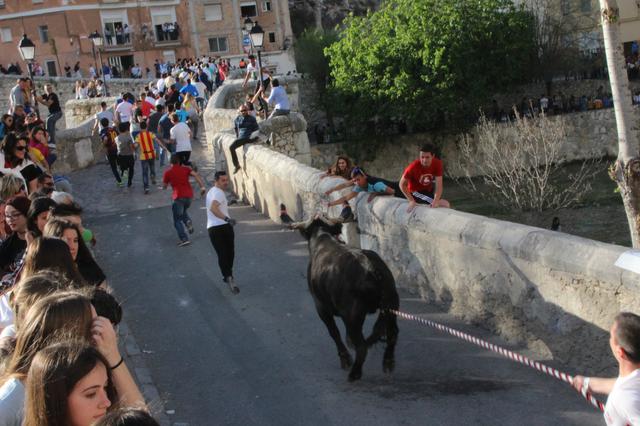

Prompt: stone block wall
[204,130,640,375]
[64,97,118,129]
[54,118,103,175]
[203,77,311,166]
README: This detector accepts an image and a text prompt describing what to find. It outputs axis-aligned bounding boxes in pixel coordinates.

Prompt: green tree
[325,0,536,133]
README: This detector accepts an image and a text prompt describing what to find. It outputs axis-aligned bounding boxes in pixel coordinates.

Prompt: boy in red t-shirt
[400,144,450,212]
[162,154,206,246]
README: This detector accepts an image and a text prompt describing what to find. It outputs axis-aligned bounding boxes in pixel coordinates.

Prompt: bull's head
[289,214,343,240]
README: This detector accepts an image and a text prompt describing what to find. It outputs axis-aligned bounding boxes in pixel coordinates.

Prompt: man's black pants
[230,137,254,169]
[176,150,191,166]
[208,224,235,280]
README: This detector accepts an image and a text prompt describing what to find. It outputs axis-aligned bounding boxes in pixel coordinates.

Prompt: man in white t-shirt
[169,113,192,166]
[254,78,290,118]
[92,101,115,135]
[573,312,640,425]
[206,171,239,294]
[115,99,134,126]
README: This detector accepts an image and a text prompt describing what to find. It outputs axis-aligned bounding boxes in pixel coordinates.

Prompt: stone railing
[203,77,310,165]
[204,98,640,375]
[65,97,118,129]
[54,116,103,175]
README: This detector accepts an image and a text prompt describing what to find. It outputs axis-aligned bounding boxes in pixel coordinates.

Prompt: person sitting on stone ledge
[230,105,260,175]
[400,143,450,212]
[320,155,354,180]
[325,167,397,221]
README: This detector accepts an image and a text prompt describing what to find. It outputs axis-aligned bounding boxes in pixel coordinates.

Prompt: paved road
[71,142,604,426]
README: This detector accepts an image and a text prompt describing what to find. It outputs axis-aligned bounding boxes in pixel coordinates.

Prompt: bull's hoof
[339,352,353,370]
[383,358,395,373]
[348,370,362,382]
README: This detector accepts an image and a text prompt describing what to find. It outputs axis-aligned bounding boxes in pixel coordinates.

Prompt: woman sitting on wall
[320,155,354,180]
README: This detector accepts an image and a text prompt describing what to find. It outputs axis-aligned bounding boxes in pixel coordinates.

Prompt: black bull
[295,218,399,381]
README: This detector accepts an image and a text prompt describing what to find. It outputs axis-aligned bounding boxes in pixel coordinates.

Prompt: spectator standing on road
[115,122,135,188]
[206,171,239,294]
[162,154,206,247]
[399,144,450,212]
[36,84,63,147]
[158,104,176,157]
[230,105,259,174]
[169,113,192,166]
[573,312,640,426]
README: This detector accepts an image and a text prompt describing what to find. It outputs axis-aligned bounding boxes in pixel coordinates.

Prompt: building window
[262,1,271,12]
[38,25,48,43]
[268,32,275,43]
[1,28,11,43]
[151,7,178,43]
[580,0,591,13]
[208,37,228,53]
[561,0,570,15]
[45,60,57,76]
[101,10,130,46]
[205,4,223,21]
[240,2,258,17]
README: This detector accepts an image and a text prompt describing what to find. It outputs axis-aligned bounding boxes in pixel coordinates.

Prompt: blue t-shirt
[179,84,199,98]
[159,113,173,139]
[353,181,388,194]
[175,109,189,123]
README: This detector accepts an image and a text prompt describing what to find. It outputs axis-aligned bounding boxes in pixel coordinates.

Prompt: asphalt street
[70,143,605,426]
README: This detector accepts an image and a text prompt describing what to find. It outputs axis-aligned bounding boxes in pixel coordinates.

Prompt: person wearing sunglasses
[229,104,259,174]
[1,133,44,194]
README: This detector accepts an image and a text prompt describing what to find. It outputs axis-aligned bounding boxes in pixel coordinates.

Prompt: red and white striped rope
[388,309,606,412]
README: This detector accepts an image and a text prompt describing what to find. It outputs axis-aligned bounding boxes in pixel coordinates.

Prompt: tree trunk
[315,0,324,30]
[599,0,640,247]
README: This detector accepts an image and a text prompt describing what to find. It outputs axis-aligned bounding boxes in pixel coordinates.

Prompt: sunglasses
[15,146,26,151]
[5,213,23,220]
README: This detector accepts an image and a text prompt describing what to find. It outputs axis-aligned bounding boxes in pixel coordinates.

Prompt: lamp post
[89,31,109,96]
[17,34,39,118]
[249,20,267,117]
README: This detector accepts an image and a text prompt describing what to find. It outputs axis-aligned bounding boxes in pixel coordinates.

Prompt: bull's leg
[316,307,352,370]
[383,312,399,373]
[346,312,367,382]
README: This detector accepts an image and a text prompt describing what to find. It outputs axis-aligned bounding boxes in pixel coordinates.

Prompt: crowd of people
[0,82,164,424]
[490,86,618,122]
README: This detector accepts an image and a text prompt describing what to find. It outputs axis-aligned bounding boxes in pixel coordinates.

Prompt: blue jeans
[140,159,156,189]
[172,198,192,242]
[46,111,63,145]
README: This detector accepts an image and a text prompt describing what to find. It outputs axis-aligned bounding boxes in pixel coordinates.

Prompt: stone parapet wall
[205,120,640,375]
[54,117,103,175]
[65,97,118,129]
[204,77,310,165]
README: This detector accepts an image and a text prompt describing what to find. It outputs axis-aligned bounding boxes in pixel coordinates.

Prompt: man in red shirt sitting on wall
[400,143,451,212]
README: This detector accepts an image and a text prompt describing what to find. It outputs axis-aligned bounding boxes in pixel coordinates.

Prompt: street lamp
[89,30,109,96]
[17,34,39,118]
[249,21,268,117]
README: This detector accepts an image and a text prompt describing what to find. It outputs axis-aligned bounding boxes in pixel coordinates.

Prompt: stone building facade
[0,0,294,77]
